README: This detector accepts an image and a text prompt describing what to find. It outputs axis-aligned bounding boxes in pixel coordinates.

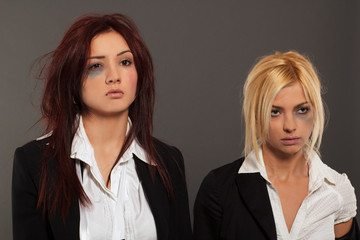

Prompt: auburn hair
[38,13,172,219]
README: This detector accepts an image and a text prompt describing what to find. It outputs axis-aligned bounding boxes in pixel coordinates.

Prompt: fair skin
[81,30,138,188]
[262,81,352,237]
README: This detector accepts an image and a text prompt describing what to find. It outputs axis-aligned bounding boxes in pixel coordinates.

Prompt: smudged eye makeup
[85,55,134,78]
[297,106,309,114]
[270,104,311,118]
[88,63,102,70]
[86,62,104,78]
[295,105,313,121]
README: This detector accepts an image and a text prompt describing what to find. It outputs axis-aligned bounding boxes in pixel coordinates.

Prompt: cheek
[82,81,91,96]
[296,113,314,137]
[81,80,99,104]
[267,119,282,140]
[87,69,102,79]
[81,81,88,98]
[128,71,138,96]
[81,84,90,105]
[296,111,313,122]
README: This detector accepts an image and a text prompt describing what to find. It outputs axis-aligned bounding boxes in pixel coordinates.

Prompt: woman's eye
[120,59,132,66]
[88,63,102,71]
[271,109,280,117]
[86,63,103,78]
[297,107,309,114]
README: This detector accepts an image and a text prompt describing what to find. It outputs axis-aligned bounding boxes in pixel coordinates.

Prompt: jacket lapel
[45,154,80,239]
[236,173,277,240]
[45,152,172,239]
[48,196,80,239]
[134,155,169,240]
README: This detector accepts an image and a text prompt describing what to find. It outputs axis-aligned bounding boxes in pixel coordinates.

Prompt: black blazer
[12,137,192,240]
[193,158,359,240]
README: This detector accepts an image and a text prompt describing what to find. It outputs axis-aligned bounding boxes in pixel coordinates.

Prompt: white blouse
[70,116,157,240]
[239,149,357,240]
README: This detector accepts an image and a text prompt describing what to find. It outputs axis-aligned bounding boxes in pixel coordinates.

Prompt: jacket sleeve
[193,171,222,240]
[335,218,360,240]
[170,146,193,240]
[12,145,51,240]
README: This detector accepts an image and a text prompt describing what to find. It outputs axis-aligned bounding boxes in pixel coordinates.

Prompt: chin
[279,145,304,156]
[264,141,305,158]
[88,108,129,118]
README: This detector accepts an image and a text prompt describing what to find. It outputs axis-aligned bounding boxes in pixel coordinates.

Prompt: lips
[106,89,124,98]
[280,136,300,145]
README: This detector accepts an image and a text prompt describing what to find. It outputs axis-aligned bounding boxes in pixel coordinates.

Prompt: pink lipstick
[106,89,124,98]
[281,136,300,145]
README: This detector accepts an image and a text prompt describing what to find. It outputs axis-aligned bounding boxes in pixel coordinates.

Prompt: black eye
[88,63,101,70]
[298,107,309,114]
[271,109,280,117]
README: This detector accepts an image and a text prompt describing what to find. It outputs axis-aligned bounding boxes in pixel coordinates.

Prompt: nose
[105,78,120,84]
[283,113,296,133]
[105,65,120,85]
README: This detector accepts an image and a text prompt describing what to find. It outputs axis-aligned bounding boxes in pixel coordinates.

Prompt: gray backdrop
[1,0,359,239]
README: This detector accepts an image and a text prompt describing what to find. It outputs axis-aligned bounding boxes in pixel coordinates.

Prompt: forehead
[89,31,130,55]
[273,82,308,106]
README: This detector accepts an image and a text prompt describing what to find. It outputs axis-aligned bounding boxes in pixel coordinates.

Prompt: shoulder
[205,158,245,185]
[152,138,184,169]
[153,138,182,157]
[12,137,51,190]
[197,158,245,198]
[14,137,50,168]
[15,137,49,154]
[323,164,355,195]
[322,164,357,223]
[312,156,356,197]
[211,158,245,176]
[195,158,244,212]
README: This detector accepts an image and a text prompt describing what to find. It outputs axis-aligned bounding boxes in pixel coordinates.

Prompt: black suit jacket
[12,137,192,240]
[193,158,359,240]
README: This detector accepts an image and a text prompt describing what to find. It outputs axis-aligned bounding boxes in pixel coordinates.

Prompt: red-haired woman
[12,13,191,240]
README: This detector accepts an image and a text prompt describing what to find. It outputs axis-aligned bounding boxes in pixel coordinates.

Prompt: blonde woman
[193,51,358,239]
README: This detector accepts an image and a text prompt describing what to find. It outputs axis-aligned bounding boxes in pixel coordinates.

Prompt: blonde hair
[243,51,325,161]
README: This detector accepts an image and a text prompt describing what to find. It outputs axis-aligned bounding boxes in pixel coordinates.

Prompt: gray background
[1,0,359,238]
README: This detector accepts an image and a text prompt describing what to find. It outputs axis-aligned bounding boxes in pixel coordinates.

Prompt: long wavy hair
[38,13,172,219]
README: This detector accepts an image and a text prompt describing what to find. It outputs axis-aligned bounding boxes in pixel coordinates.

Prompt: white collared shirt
[71,116,157,240]
[239,149,357,240]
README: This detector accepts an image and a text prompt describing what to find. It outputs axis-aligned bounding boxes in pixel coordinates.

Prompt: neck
[262,143,308,181]
[82,112,129,151]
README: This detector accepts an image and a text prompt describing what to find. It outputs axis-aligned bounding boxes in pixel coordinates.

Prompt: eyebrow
[272,101,309,109]
[88,50,132,59]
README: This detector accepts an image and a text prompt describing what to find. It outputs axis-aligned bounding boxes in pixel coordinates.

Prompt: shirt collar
[238,148,271,183]
[238,147,337,189]
[70,115,148,166]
